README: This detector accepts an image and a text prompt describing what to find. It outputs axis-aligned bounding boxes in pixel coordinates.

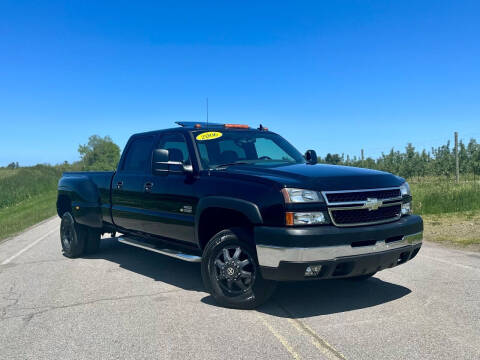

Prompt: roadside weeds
[422,211,480,251]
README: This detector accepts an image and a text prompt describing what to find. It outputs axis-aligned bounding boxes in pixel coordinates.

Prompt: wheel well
[57,195,72,217]
[198,207,254,249]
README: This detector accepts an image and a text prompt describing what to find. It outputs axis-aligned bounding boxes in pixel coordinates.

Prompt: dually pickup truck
[57,122,423,308]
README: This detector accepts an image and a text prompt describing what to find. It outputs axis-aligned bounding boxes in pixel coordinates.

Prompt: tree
[324,153,342,165]
[78,135,121,171]
[312,135,479,179]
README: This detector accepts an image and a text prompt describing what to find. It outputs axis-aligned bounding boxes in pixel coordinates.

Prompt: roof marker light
[224,124,249,129]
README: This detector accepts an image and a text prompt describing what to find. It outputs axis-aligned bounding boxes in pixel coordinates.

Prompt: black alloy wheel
[60,212,87,258]
[201,228,276,309]
[214,245,256,295]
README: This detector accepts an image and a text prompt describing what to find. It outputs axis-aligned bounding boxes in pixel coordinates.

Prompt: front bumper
[255,215,423,281]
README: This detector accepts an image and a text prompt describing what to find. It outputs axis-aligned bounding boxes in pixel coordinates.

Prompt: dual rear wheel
[60,212,101,258]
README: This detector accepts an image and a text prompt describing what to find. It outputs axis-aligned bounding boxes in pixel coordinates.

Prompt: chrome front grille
[322,187,402,206]
[322,187,403,227]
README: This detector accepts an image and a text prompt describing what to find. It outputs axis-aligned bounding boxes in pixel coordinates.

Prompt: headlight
[282,188,323,203]
[286,211,330,225]
[401,202,412,215]
[400,182,411,196]
[400,182,412,215]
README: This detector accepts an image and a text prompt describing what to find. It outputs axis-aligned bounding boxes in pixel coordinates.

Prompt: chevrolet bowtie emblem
[363,198,383,211]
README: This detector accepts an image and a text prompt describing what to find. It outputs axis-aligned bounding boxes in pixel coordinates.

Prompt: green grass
[0,191,57,241]
[408,177,480,248]
[0,165,62,241]
[0,168,19,179]
[0,165,62,208]
[410,177,480,215]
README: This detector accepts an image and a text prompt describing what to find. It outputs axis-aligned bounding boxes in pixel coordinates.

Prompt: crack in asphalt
[0,288,182,323]
[0,282,19,318]
[1,258,69,268]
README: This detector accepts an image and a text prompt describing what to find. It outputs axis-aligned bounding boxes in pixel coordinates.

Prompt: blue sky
[1,1,479,166]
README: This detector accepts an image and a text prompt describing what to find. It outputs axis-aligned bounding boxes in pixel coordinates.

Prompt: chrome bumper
[256,232,423,268]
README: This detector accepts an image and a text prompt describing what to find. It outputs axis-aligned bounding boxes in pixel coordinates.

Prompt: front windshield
[192,130,305,169]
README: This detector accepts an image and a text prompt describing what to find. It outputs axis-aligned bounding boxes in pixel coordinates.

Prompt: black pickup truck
[57,122,423,308]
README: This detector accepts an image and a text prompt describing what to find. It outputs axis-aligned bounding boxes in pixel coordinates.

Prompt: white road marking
[422,255,480,273]
[1,228,57,265]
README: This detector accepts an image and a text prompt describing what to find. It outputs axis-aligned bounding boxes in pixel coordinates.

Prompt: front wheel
[201,228,276,309]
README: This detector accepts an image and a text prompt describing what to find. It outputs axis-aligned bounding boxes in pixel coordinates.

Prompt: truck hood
[220,163,404,191]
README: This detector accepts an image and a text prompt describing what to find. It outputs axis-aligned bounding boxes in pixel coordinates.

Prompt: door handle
[116,181,123,189]
[144,182,154,192]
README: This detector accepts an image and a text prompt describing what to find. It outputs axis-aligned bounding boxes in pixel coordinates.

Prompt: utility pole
[361,149,364,167]
[455,131,459,183]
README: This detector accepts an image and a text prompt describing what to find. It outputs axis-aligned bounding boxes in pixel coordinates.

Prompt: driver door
[141,132,198,244]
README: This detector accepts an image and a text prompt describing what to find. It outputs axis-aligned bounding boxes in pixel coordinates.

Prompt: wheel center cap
[226,267,235,276]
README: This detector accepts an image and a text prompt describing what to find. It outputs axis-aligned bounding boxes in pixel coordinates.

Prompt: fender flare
[195,196,263,243]
[57,175,103,228]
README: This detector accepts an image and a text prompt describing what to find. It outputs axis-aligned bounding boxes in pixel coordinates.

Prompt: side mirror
[304,150,318,165]
[152,149,169,174]
[152,149,193,175]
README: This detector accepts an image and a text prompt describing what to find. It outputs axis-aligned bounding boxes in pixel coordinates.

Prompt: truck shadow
[256,278,411,318]
[91,237,411,317]
[87,237,204,292]
[202,279,411,318]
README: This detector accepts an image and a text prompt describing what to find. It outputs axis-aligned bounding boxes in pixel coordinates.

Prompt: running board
[118,236,202,263]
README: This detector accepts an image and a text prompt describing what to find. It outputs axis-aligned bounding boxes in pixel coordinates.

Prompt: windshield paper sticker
[196,131,223,141]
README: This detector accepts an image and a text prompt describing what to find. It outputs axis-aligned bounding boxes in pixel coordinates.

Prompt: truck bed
[61,171,114,193]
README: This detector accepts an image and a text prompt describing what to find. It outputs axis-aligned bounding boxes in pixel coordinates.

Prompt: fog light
[305,265,323,277]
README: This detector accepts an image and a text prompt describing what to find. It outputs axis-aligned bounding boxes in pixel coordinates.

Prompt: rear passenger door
[111,135,155,232]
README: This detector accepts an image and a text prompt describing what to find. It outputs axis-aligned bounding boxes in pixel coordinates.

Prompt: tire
[60,212,87,258]
[201,228,276,309]
[347,272,377,281]
[85,228,101,254]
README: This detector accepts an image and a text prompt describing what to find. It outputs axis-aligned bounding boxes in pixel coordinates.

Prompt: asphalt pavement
[1,217,479,359]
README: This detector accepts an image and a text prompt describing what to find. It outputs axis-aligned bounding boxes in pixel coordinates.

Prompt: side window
[122,136,155,173]
[156,133,191,164]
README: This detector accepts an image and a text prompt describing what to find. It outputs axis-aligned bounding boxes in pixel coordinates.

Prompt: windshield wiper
[212,159,296,169]
[212,161,250,169]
